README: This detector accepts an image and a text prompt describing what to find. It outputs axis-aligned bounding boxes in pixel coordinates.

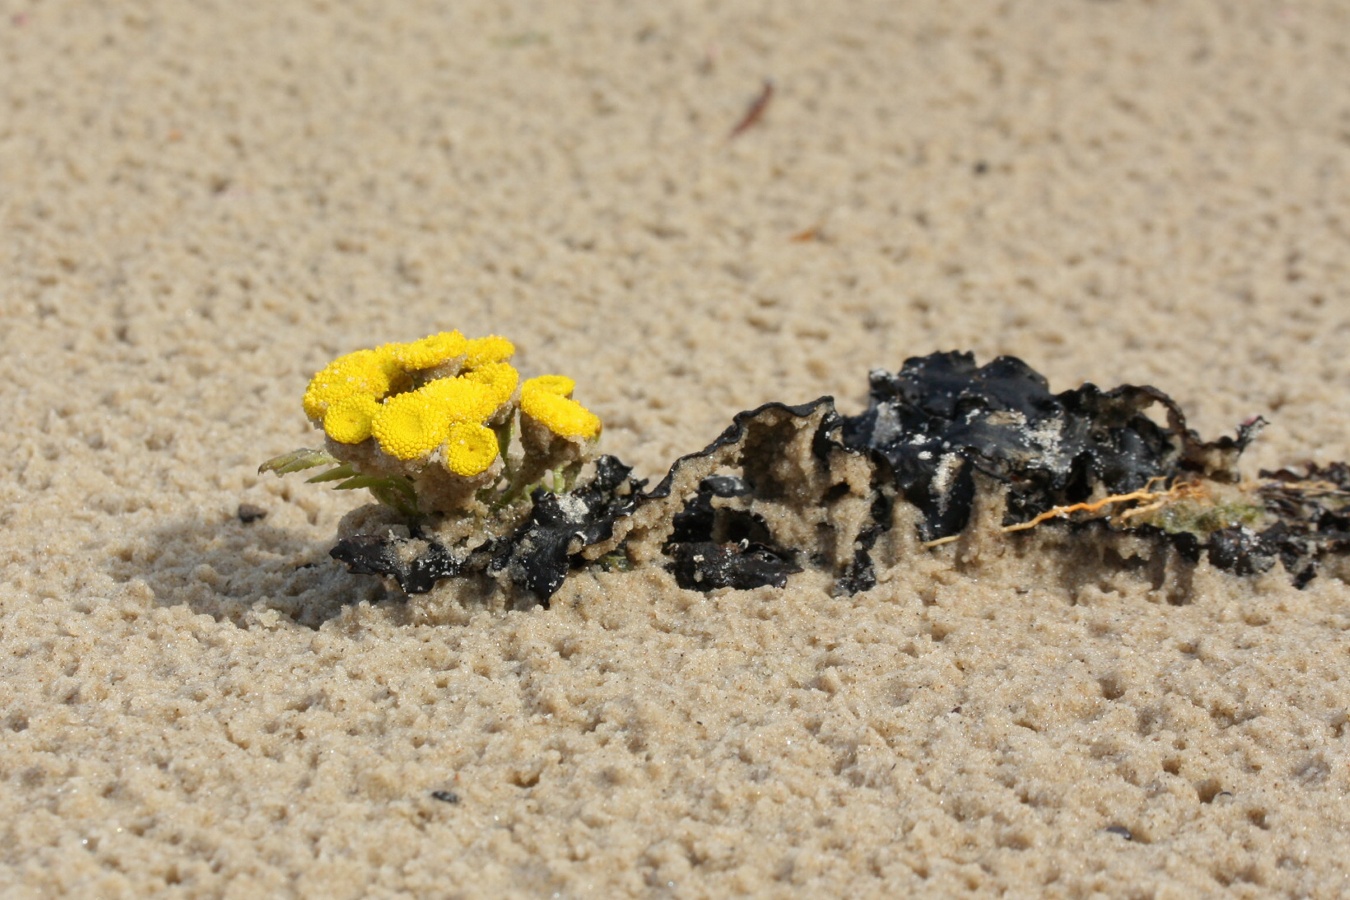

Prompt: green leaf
[369,482,420,518]
[333,474,418,512]
[306,463,360,484]
[260,448,420,518]
[259,448,339,476]
[332,474,396,492]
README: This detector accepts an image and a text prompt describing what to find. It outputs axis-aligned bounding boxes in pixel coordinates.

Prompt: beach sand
[2,1,1348,895]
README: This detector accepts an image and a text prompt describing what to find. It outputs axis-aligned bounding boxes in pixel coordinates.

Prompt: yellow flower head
[461,361,519,409]
[523,374,574,396]
[293,332,604,512]
[443,422,500,477]
[521,375,602,440]
[371,390,454,461]
[302,347,401,422]
[323,393,382,444]
[418,377,502,424]
[371,377,502,462]
[391,330,468,371]
[463,335,515,368]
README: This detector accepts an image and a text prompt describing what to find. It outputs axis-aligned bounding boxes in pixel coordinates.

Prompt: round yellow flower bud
[371,390,453,460]
[521,375,601,440]
[391,331,468,371]
[323,393,382,444]
[463,335,515,368]
[443,422,500,477]
[418,377,500,424]
[302,347,400,422]
[461,361,519,409]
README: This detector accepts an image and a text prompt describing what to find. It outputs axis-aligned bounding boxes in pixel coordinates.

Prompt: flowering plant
[260,331,601,520]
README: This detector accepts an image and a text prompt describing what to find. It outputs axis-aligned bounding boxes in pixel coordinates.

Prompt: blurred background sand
[2,1,1348,895]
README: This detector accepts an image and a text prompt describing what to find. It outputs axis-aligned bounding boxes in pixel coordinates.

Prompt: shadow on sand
[105,508,392,629]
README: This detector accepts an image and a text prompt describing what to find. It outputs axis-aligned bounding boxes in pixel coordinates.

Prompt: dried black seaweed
[622,398,875,596]
[669,541,801,591]
[840,352,1259,541]
[665,474,802,590]
[331,533,465,594]
[327,352,1347,602]
[1253,463,1350,587]
[331,455,644,606]
[487,455,644,603]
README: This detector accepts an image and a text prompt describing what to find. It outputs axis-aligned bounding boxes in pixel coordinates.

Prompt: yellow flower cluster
[521,375,602,440]
[302,331,600,479]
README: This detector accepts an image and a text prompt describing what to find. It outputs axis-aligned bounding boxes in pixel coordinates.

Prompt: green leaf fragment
[1134,495,1268,538]
[257,446,420,517]
[306,463,361,484]
[258,448,340,476]
[333,474,395,492]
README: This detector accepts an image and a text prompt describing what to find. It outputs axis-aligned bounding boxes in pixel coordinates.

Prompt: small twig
[727,78,774,141]
[1003,489,1156,533]
[1260,478,1345,498]
[1115,497,1172,521]
[1001,478,1200,534]
[921,535,961,549]
[922,479,1206,547]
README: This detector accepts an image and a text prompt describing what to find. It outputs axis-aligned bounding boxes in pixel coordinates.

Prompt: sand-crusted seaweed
[266,347,1348,605]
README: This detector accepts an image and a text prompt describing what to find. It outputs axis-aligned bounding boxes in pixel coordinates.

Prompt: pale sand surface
[3,1,1350,896]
